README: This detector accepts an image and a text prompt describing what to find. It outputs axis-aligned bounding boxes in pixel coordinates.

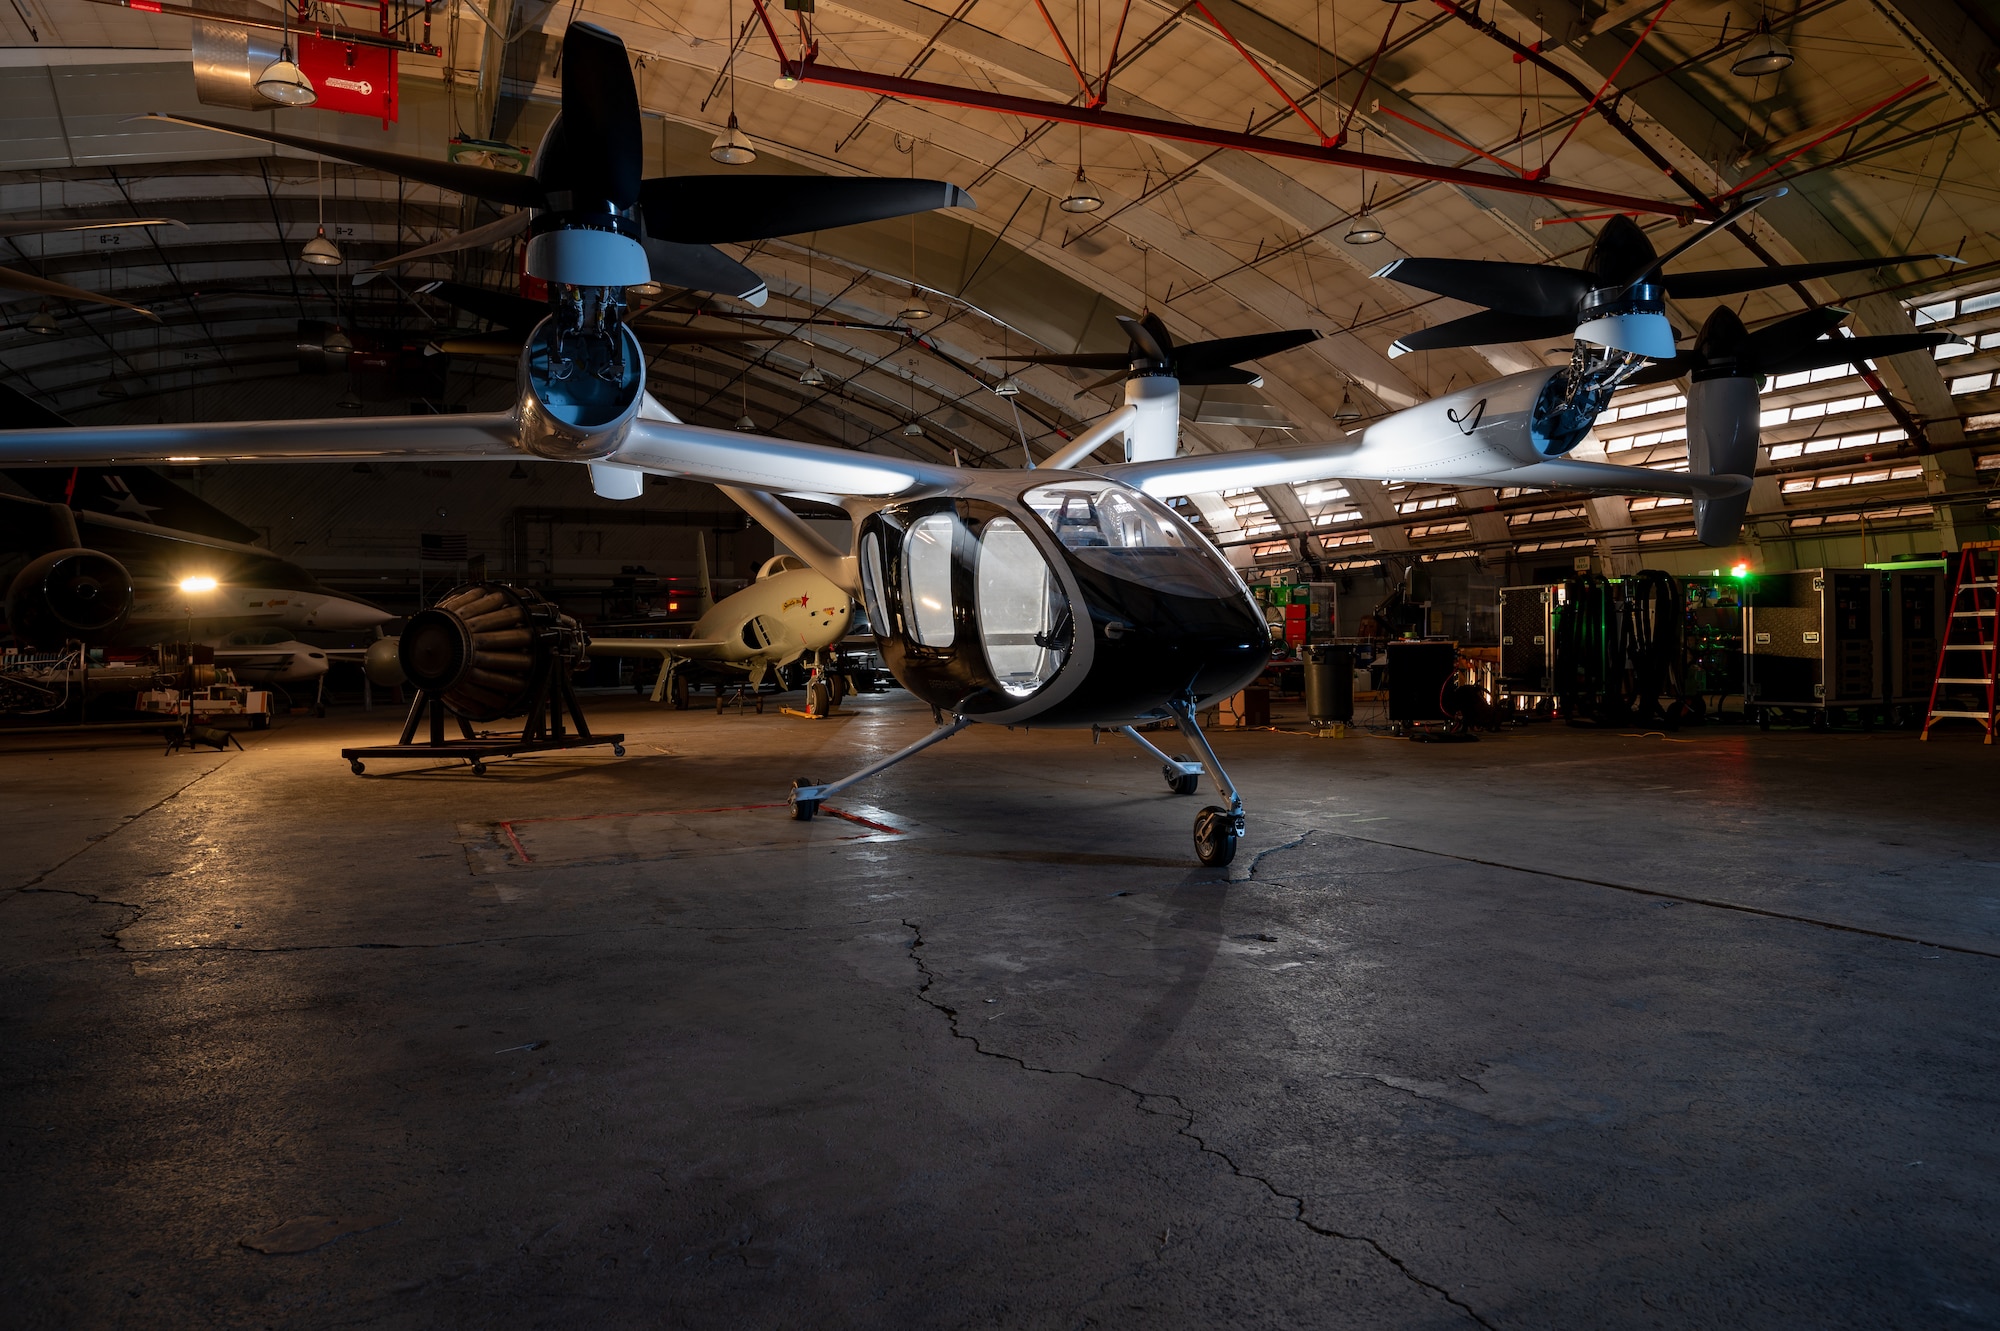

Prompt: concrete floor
[3,692,1997,1329]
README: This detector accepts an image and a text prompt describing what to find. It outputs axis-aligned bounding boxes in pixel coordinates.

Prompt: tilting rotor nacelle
[515,318,646,463]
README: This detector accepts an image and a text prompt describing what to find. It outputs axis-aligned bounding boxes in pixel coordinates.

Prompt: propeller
[997,312,1320,396]
[415,280,791,357]
[144,22,973,302]
[1377,200,1958,358]
[1625,304,1961,385]
[1627,304,1962,545]
[0,218,185,240]
[0,267,157,320]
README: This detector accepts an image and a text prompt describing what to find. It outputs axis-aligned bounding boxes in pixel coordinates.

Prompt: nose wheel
[1193,806,1239,867]
[1163,754,1200,796]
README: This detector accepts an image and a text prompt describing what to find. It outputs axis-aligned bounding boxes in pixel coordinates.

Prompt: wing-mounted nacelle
[516,316,646,462]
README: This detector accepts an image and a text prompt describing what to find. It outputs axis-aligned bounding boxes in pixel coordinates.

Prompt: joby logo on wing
[326,77,375,95]
[1445,398,1487,436]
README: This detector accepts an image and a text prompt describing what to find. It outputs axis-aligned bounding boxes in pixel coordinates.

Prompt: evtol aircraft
[0,21,1958,865]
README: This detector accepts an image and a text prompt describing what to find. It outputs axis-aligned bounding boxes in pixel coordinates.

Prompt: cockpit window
[1024,479,1246,601]
[902,512,958,647]
[1024,481,1193,553]
[858,530,891,638]
[976,517,1064,697]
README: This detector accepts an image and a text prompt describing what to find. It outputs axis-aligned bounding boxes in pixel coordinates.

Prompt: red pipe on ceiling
[782,60,1693,220]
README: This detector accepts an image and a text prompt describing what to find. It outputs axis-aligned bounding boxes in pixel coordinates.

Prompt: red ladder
[1922,540,2000,743]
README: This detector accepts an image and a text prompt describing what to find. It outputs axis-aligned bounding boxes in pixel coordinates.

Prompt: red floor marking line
[493,802,907,856]
[501,802,789,828]
[822,807,906,835]
[498,821,532,865]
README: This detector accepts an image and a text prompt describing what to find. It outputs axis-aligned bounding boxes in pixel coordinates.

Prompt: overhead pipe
[772,59,1691,220]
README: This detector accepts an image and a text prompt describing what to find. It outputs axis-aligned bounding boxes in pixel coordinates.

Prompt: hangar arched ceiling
[2,0,1996,572]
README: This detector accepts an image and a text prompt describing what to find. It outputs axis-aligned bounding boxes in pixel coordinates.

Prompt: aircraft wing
[588,637,734,658]
[615,419,957,496]
[0,413,522,465]
[1101,443,1750,501]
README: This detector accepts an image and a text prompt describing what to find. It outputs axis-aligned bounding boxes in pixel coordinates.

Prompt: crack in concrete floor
[900,917,1495,1330]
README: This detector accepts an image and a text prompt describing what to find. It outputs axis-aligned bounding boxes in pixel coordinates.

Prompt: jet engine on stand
[341,582,623,775]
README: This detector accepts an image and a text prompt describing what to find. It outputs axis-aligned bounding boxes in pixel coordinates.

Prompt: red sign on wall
[296,36,399,124]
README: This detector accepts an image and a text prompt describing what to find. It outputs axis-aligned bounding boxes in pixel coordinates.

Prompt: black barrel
[1304,644,1355,723]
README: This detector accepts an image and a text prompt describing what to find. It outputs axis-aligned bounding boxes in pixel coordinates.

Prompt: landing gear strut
[1125,701,1244,867]
[789,714,972,820]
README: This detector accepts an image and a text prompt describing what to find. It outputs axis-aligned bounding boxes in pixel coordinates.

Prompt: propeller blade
[643,238,769,306]
[0,266,156,320]
[557,23,643,208]
[1742,306,1851,361]
[1388,310,1577,356]
[0,218,185,240]
[1117,314,1170,366]
[628,326,790,346]
[1760,331,1961,377]
[140,113,548,210]
[1173,327,1320,374]
[991,351,1134,369]
[640,176,974,244]
[1663,254,1956,299]
[1622,355,1700,386]
[1177,366,1264,387]
[373,212,529,270]
[1072,368,1131,397]
[1373,258,1590,318]
[418,280,543,331]
[428,335,524,357]
[1616,189,1784,291]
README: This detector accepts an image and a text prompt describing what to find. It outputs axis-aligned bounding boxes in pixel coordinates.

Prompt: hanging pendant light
[734,412,756,430]
[301,158,341,265]
[336,384,363,410]
[25,303,60,336]
[1731,22,1794,76]
[1061,125,1102,213]
[900,286,933,321]
[710,114,757,165]
[710,0,757,163]
[901,420,925,438]
[799,360,826,387]
[1061,168,1103,214]
[992,375,1021,398]
[302,227,343,265]
[1344,128,1387,245]
[257,7,315,106]
[257,49,317,106]
[1344,215,1386,245]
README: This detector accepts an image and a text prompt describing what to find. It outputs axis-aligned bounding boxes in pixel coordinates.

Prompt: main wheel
[1193,806,1238,868]
[1163,755,1200,796]
[807,679,832,718]
[671,674,690,710]
[790,776,819,821]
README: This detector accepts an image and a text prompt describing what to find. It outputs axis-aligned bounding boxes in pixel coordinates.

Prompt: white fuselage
[681,566,854,667]
[130,585,394,636]
[213,639,331,685]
